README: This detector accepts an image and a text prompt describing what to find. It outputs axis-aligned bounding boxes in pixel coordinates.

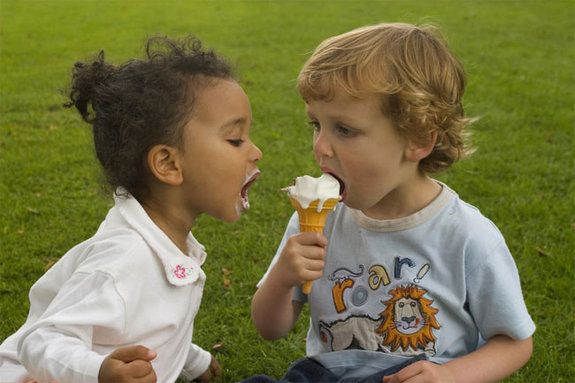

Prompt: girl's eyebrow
[220,117,247,132]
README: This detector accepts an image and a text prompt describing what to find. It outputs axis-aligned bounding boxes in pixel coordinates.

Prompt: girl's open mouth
[240,170,260,209]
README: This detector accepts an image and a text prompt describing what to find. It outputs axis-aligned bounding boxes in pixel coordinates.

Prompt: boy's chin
[341,197,360,210]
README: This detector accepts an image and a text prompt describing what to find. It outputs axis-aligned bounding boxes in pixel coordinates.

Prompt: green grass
[1,0,573,381]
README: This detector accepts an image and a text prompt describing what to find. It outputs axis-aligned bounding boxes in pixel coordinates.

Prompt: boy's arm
[384,335,533,383]
[252,231,327,340]
[251,267,305,340]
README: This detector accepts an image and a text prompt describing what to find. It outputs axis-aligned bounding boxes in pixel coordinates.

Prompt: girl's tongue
[241,170,260,209]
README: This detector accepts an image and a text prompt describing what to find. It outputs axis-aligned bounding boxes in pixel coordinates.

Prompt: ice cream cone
[290,197,338,294]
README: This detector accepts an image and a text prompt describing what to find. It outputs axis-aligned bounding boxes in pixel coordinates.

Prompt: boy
[251,23,534,382]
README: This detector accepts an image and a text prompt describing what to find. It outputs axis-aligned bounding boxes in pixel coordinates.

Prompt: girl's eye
[228,139,244,147]
[308,121,320,132]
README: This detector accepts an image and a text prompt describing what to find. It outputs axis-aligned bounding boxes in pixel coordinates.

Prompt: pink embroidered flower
[174,264,188,279]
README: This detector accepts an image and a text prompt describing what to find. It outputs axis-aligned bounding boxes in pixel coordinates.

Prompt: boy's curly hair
[297,23,474,173]
[66,36,233,201]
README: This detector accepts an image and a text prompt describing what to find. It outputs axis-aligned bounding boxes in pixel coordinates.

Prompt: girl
[0,36,262,383]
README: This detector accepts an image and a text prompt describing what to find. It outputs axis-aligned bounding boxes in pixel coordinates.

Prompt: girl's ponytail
[66,51,115,123]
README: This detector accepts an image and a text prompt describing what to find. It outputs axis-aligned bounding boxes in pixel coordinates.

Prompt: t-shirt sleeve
[465,239,536,341]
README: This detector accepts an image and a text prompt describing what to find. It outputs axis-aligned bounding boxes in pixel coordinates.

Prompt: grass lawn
[1,0,573,381]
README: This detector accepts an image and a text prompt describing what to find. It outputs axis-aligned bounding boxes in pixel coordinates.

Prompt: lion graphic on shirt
[376,284,440,355]
[318,315,383,351]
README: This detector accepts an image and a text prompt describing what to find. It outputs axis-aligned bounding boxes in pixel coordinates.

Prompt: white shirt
[0,193,211,383]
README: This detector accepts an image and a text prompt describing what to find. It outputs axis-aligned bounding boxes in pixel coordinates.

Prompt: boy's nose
[313,131,334,159]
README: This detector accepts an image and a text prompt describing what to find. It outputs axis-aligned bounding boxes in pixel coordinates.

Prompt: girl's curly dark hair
[66,36,234,201]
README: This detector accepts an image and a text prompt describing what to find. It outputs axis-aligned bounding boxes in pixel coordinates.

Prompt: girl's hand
[98,345,157,383]
[275,232,328,288]
[383,361,455,383]
[194,354,221,382]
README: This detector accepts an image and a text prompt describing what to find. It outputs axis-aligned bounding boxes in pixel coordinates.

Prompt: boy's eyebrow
[305,110,317,119]
[306,111,362,127]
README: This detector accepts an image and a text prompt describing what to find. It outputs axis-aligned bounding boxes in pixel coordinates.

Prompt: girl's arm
[251,232,327,340]
[20,272,158,383]
[18,271,122,382]
[180,343,217,381]
[384,335,533,383]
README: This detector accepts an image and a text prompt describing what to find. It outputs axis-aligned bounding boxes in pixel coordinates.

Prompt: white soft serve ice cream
[284,173,341,212]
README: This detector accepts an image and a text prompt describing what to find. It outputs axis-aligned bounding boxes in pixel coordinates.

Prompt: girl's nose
[313,130,333,159]
[251,142,263,162]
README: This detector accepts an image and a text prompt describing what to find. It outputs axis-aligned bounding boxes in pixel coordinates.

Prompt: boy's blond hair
[298,23,473,173]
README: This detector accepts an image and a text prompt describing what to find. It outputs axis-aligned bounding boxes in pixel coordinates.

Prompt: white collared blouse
[0,192,211,383]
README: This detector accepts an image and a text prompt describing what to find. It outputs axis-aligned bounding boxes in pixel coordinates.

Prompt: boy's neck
[363,175,441,220]
[141,194,195,255]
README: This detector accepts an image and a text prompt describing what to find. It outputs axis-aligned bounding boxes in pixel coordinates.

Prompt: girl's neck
[141,195,195,255]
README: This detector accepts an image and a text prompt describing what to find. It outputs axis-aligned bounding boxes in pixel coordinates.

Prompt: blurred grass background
[0,1,573,381]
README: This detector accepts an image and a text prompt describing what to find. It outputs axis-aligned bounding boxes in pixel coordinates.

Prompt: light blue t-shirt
[262,183,535,369]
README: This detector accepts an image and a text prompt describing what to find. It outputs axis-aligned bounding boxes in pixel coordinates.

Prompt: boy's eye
[228,139,244,147]
[335,125,354,137]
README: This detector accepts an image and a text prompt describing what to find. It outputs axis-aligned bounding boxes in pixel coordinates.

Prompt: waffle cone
[289,197,338,295]
[290,198,339,233]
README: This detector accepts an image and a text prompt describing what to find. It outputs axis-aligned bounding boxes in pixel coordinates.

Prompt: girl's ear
[405,131,438,162]
[147,144,183,186]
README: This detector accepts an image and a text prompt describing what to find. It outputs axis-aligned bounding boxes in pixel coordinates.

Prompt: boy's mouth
[240,170,260,209]
[326,172,346,201]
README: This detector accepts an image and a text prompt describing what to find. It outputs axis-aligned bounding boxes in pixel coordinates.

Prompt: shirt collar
[350,181,456,232]
[113,190,207,287]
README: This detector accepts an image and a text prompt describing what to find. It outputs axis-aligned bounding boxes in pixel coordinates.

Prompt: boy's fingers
[384,362,423,383]
[302,246,326,261]
[110,345,157,363]
[295,232,328,247]
[304,256,325,270]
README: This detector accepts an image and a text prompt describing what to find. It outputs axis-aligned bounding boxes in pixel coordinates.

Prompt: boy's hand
[382,361,455,383]
[194,354,221,382]
[98,345,157,383]
[276,232,328,288]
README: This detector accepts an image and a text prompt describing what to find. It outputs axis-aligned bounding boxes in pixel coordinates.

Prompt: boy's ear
[405,131,438,162]
[147,144,183,186]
